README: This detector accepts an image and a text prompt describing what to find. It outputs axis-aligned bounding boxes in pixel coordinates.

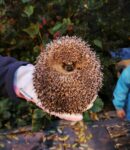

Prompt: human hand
[17,85,83,122]
[116,109,126,119]
[13,36,102,122]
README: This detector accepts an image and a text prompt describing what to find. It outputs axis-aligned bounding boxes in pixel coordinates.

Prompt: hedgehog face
[47,45,84,75]
[33,36,103,115]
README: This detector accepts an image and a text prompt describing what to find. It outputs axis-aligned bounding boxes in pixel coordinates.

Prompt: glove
[14,64,83,121]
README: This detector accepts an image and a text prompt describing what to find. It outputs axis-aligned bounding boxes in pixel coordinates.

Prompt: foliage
[0,98,51,130]
[90,97,104,113]
[83,97,104,122]
[0,0,130,129]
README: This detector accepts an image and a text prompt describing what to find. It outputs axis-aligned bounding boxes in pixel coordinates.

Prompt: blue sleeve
[0,55,29,102]
[113,66,130,109]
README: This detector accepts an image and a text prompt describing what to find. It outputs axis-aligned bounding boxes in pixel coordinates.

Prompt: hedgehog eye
[62,62,75,72]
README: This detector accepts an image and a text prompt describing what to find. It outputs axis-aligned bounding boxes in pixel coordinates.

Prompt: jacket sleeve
[0,55,29,101]
[113,66,130,109]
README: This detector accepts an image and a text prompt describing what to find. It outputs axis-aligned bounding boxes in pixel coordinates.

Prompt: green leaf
[32,109,46,131]
[24,5,34,17]
[93,39,103,48]
[0,0,5,5]
[0,99,11,113]
[17,118,26,126]
[21,0,30,3]
[23,23,39,38]
[33,109,46,119]
[32,119,43,131]
[3,111,11,119]
[49,22,63,35]
[83,112,91,122]
[87,0,104,10]
[59,25,67,34]
[90,97,104,113]
[63,18,72,25]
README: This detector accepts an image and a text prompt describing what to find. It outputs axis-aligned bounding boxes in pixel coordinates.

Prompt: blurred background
[0,0,130,130]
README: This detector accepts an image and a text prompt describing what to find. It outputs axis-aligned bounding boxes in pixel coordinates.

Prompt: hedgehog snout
[62,62,76,72]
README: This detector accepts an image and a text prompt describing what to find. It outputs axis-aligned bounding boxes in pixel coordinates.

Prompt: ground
[0,111,130,150]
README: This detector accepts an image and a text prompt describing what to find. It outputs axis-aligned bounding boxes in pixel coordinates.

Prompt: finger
[119,112,125,118]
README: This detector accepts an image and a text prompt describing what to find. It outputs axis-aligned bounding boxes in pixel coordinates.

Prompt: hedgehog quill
[33,36,103,121]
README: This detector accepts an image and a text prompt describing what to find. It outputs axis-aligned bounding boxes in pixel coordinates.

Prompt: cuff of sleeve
[113,99,125,110]
[5,61,29,102]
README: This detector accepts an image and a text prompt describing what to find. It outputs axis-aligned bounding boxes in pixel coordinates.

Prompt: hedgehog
[33,36,103,120]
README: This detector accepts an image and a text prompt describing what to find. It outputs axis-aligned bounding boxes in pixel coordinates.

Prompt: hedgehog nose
[66,65,74,72]
[62,63,75,72]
